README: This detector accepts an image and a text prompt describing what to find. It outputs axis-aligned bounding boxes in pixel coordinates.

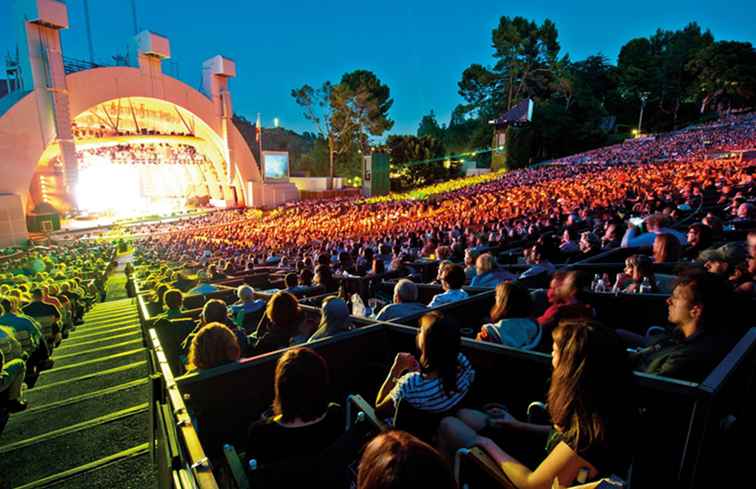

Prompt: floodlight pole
[83,0,95,64]
[638,92,649,135]
[130,0,139,35]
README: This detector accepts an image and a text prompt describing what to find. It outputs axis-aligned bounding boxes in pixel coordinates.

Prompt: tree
[617,23,714,129]
[292,70,393,188]
[688,41,756,113]
[291,82,338,183]
[417,110,444,140]
[385,135,452,191]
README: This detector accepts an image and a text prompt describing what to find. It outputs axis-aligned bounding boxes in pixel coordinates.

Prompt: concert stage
[0,0,298,246]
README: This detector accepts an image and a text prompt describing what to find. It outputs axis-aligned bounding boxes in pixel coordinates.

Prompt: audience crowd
[47,114,756,488]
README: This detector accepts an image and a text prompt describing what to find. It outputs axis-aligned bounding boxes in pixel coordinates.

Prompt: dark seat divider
[151,318,198,377]
[578,247,647,264]
[394,291,496,334]
[176,324,394,458]
[586,291,671,334]
[376,281,493,308]
[684,327,756,487]
[183,286,238,310]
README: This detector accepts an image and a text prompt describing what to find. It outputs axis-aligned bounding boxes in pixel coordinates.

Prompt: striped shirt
[389,353,475,413]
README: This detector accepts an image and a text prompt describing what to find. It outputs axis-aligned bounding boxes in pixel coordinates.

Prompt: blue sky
[1,1,754,136]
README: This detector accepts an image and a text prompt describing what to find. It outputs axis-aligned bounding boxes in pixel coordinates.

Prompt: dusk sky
[2,0,754,137]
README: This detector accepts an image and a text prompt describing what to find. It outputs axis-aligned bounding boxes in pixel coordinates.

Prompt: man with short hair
[22,289,61,345]
[428,264,469,308]
[155,289,185,320]
[375,279,429,321]
[633,272,733,382]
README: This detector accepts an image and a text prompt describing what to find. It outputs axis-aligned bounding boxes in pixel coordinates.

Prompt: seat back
[393,395,469,445]
[151,318,198,377]
[12,330,34,353]
[33,315,57,336]
[177,325,392,456]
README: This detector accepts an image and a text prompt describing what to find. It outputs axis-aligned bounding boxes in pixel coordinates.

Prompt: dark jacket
[634,329,733,383]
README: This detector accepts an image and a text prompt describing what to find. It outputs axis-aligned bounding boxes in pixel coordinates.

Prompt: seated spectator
[747,230,756,259]
[471,253,515,288]
[733,202,755,222]
[601,221,624,249]
[156,289,185,320]
[151,283,170,310]
[22,288,61,345]
[728,258,755,295]
[186,322,241,372]
[632,271,735,382]
[614,255,658,293]
[519,241,557,280]
[576,231,601,260]
[313,265,337,292]
[309,297,353,342]
[250,291,307,355]
[700,244,746,277]
[182,299,247,356]
[463,249,480,284]
[228,285,265,321]
[621,213,687,248]
[559,228,579,255]
[435,245,452,262]
[653,233,682,263]
[375,279,428,321]
[283,272,298,290]
[439,319,634,486]
[298,268,315,287]
[356,430,456,489]
[0,297,52,372]
[428,264,469,308]
[0,350,28,413]
[430,260,453,286]
[683,224,714,260]
[188,271,218,295]
[537,271,593,337]
[285,269,317,296]
[477,282,541,350]
[245,347,343,468]
[337,252,358,276]
[366,256,386,276]
[375,312,475,419]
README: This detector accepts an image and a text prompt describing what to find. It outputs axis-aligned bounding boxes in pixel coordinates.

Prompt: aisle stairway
[0,299,156,489]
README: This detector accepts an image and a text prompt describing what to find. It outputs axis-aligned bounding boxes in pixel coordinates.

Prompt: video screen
[264,152,289,179]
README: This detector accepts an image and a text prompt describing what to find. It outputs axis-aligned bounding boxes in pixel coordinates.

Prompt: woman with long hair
[245,347,343,467]
[440,319,634,488]
[250,291,305,355]
[374,312,475,419]
[615,254,658,293]
[477,281,541,350]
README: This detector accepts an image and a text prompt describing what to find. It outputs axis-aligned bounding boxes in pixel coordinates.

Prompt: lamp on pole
[637,92,649,135]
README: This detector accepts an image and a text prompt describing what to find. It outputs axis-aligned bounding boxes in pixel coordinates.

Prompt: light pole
[637,92,649,135]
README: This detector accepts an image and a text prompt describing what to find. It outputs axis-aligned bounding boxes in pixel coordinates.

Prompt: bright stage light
[75,156,143,214]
